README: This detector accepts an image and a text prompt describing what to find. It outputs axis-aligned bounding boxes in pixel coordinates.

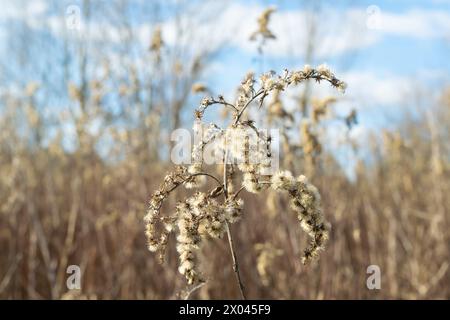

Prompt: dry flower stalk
[250,7,277,42]
[149,26,163,63]
[255,242,283,286]
[144,65,346,297]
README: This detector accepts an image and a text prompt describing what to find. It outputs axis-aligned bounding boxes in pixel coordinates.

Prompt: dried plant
[149,26,163,62]
[2,2,449,301]
[2,65,449,301]
[255,242,283,286]
[191,83,209,94]
[250,7,277,53]
[249,7,277,42]
[144,65,346,297]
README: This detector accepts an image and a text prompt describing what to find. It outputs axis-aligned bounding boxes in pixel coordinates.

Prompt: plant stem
[234,90,264,125]
[222,149,247,300]
[225,222,247,300]
[183,282,206,300]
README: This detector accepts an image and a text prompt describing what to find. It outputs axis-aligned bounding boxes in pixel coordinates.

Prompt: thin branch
[233,186,246,199]
[0,254,22,294]
[234,90,265,125]
[225,222,247,300]
[183,281,207,300]
[190,172,222,186]
[223,149,229,197]
[222,149,246,299]
[154,171,222,212]
[210,98,239,112]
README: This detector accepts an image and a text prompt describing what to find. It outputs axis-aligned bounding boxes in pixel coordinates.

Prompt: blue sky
[1,0,449,110]
[1,0,449,175]
[193,0,450,175]
[195,0,450,126]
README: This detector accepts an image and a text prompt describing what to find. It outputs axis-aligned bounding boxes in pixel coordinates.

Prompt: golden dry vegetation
[0,1,449,300]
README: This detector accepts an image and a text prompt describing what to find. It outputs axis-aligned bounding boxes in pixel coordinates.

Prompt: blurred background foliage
[0,0,449,299]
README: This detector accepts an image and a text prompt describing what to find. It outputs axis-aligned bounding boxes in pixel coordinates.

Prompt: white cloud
[156,3,379,59]
[217,5,450,58]
[155,4,450,61]
[239,6,379,59]
[9,2,450,60]
[0,0,48,24]
[377,9,450,38]
[342,71,411,106]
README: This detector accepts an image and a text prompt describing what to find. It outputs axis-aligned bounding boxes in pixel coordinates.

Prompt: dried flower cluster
[250,7,277,42]
[301,119,322,169]
[145,66,345,287]
[311,96,336,123]
[271,171,329,263]
[191,83,209,94]
[149,26,163,62]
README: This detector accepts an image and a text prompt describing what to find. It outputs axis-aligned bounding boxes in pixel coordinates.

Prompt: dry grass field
[0,0,449,300]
